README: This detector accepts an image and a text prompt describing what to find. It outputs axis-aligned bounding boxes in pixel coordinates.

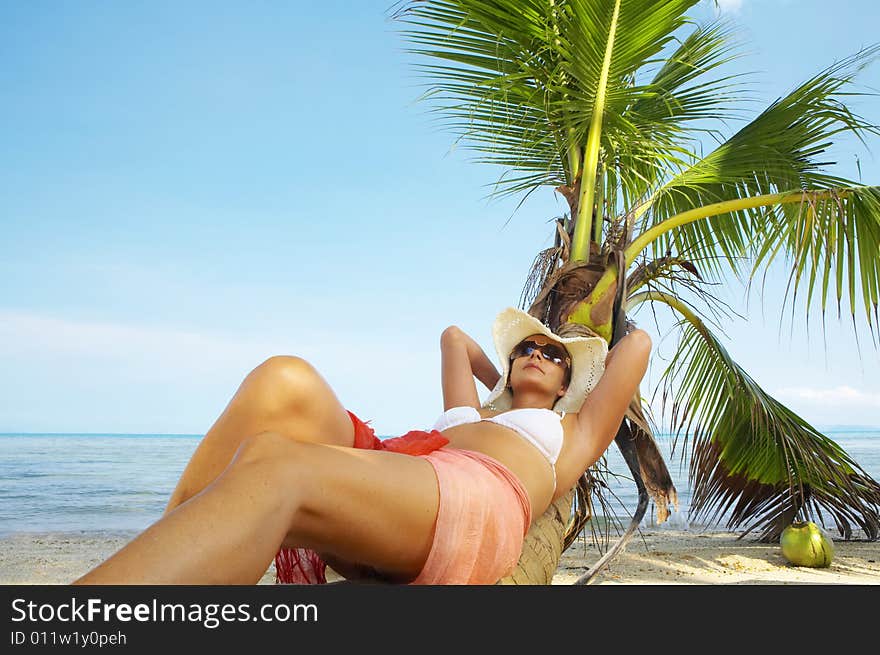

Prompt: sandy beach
[2,529,877,585]
[553,528,880,584]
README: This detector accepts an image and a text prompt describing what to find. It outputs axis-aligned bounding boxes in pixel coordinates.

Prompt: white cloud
[0,310,282,374]
[0,311,442,435]
[774,385,880,408]
[771,385,880,427]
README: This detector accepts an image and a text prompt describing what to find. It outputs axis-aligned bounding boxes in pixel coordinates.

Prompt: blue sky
[2,0,879,436]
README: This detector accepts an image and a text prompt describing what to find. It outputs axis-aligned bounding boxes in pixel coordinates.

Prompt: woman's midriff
[439,422,555,520]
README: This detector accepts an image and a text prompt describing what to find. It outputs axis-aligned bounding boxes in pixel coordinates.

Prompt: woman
[72,307,651,585]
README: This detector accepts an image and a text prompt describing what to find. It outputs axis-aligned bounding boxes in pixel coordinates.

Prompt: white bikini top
[431,406,565,487]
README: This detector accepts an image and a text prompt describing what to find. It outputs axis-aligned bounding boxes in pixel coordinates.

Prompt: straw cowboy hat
[482,307,608,414]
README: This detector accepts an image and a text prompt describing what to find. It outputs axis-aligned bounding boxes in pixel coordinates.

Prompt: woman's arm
[439,326,501,410]
[574,329,652,469]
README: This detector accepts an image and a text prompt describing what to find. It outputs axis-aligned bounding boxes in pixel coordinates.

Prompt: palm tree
[393,0,880,581]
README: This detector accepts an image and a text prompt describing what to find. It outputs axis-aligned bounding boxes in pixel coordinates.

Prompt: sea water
[1,428,878,536]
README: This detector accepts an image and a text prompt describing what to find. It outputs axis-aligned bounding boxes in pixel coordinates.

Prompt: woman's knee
[242,355,324,414]
[229,432,309,495]
[230,434,330,542]
[233,430,302,467]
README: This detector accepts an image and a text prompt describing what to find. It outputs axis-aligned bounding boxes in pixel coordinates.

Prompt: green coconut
[780,521,834,568]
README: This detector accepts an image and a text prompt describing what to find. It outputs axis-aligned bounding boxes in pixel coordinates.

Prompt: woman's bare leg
[73,433,440,585]
[164,356,359,514]
[75,434,299,584]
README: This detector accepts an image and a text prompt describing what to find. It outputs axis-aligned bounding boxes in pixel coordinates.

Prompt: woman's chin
[510,385,558,403]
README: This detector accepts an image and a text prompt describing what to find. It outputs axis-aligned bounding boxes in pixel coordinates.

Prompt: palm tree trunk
[507,245,679,584]
[496,488,575,584]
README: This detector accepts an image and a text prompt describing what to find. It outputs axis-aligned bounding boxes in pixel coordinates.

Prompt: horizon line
[2,424,879,437]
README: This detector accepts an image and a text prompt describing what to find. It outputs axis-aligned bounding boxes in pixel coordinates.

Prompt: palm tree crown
[395,0,880,542]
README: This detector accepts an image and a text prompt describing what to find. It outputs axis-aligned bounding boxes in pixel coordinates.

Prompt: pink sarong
[409,447,532,585]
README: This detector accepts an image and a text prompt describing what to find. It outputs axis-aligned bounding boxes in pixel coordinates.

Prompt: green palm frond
[626,185,880,335]
[556,0,701,145]
[396,0,715,200]
[753,186,880,334]
[397,1,567,188]
[629,256,742,332]
[633,18,745,127]
[613,18,748,206]
[635,291,880,540]
[643,46,880,281]
[627,256,702,293]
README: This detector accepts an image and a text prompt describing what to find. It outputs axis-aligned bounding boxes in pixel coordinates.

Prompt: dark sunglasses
[510,340,570,367]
